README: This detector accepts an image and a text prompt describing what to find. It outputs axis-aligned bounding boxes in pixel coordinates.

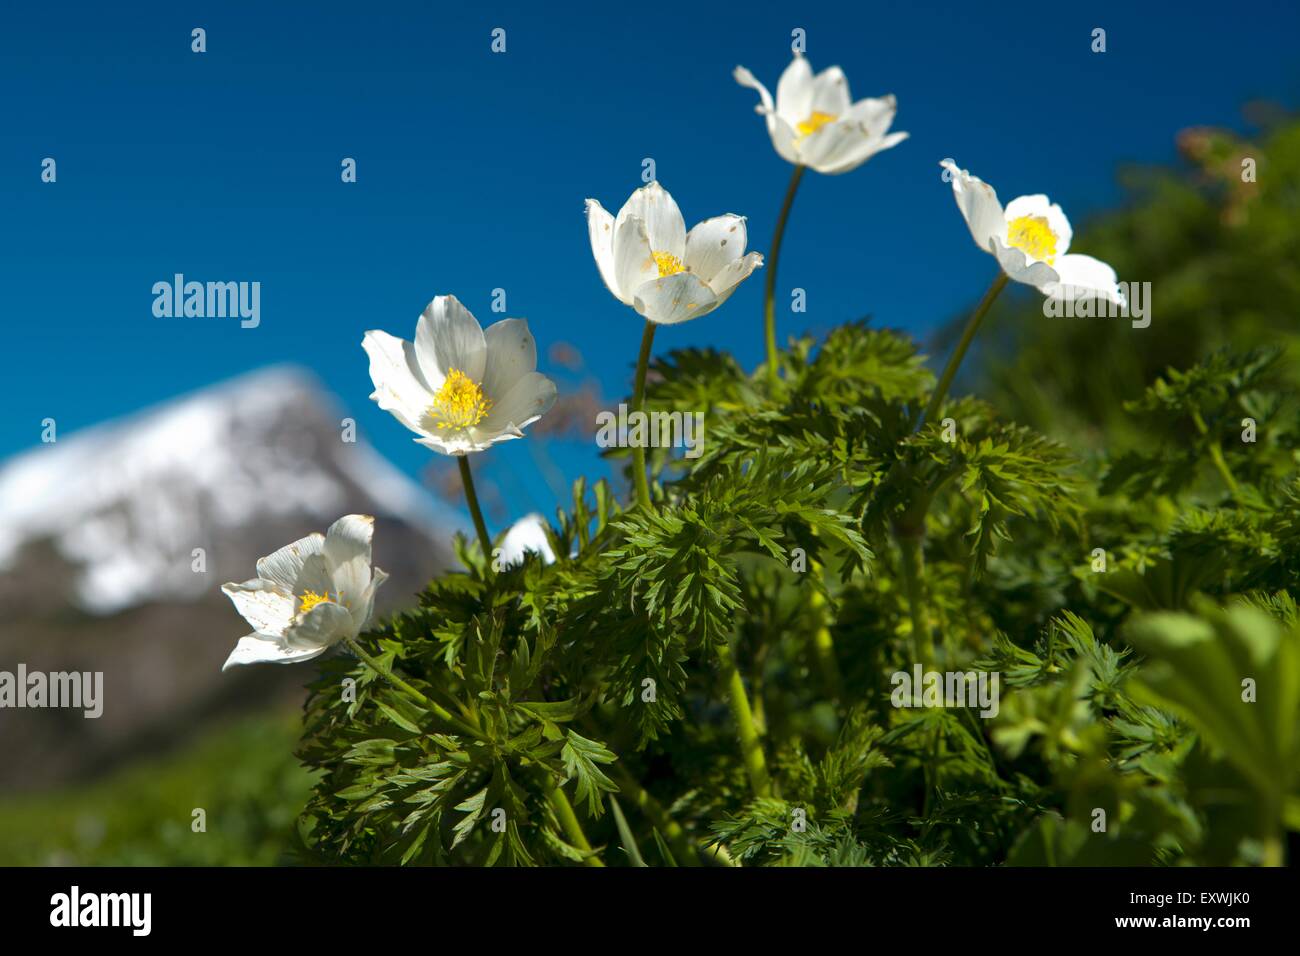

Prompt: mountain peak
[0,365,459,613]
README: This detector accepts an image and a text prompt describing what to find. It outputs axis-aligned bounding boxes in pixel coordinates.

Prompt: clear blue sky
[2,0,1297,521]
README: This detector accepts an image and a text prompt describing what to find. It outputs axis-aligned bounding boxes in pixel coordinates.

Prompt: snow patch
[0,365,459,613]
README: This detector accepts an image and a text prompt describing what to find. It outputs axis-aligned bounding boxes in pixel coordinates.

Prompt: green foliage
[296,118,1300,866]
[1127,603,1299,864]
[978,116,1300,444]
[0,714,313,866]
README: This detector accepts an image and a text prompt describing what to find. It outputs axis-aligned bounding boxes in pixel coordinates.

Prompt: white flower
[585,181,763,325]
[221,515,388,670]
[733,55,908,174]
[941,160,1126,307]
[363,295,558,456]
[497,513,556,568]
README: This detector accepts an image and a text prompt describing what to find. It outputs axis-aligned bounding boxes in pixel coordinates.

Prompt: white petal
[221,579,295,637]
[415,433,474,456]
[942,161,1006,255]
[1004,194,1073,257]
[479,371,557,435]
[498,514,556,567]
[684,215,747,284]
[775,55,814,125]
[707,251,764,299]
[585,199,621,299]
[1043,254,1126,306]
[733,64,774,116]
[1049,207,1073,256]
[362,330,433,436]
[811,65,851,117]
[817,130,909,175]
[616,182,686,258]
[350,566,389,635]
[800,94,905,174]
[842,94,898,136]
[799,121,873,172]
[878,130,910,150]
[294,551,337,601]
[1003,194,1050,219]
[632,272,720,325]
[613,215,656,303]
[481,318,538,402]
[415,295,487,387]
[324,514,374,603]
[769,114,803,165]
[735,65,800,164]
[283,600,356,649]
[991,237,1060,289]
[256,533,325,592]
[222,634,328,671]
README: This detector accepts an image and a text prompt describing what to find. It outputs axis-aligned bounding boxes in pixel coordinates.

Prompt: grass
[0,710,315,866]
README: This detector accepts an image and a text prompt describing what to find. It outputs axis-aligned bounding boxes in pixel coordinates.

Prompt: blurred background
[0,0,1296,863]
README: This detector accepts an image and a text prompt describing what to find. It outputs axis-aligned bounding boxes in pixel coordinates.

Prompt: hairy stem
[764,164,806,388]
[892,272,1009,668]
[894,273,1012,812]
[631,320,658,510]
[918,271,1009,430]
[457,455,494,563]
[717,639,771,798]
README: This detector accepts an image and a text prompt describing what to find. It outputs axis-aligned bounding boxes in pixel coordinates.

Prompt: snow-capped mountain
[0,364,461,614]
[0,366,461,792]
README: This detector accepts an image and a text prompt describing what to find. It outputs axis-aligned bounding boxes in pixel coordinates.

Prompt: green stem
[342,636,485,741]
[749,640,770,734]
[630,320,657,510]
[919,271,1008,430]
[457,455,494,563]
[764,164,806,388]
[541,773,604,867]
[896,531,932,666]
[807,566,844,701]
[891,272,1009,666]
[610,766,730,866]
[717,640,771,797]
[1191,410,1240,497]
[351,514,599,867]
[1261,829,1284,867]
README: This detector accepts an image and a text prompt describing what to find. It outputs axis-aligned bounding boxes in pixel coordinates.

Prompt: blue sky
[2,0,1297,524]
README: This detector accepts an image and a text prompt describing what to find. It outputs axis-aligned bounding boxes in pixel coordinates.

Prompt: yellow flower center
[796,111,838,137]
[298,590,334,615]
[1005,215,1058,263]
[652,251,685,277]
[428,368,492,431]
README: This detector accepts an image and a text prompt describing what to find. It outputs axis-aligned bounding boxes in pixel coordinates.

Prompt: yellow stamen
[427,368,492,431]
[298,590,333,615]
[1006,215,1058,263]
[796,111,838,137]
[653,251,685,277]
